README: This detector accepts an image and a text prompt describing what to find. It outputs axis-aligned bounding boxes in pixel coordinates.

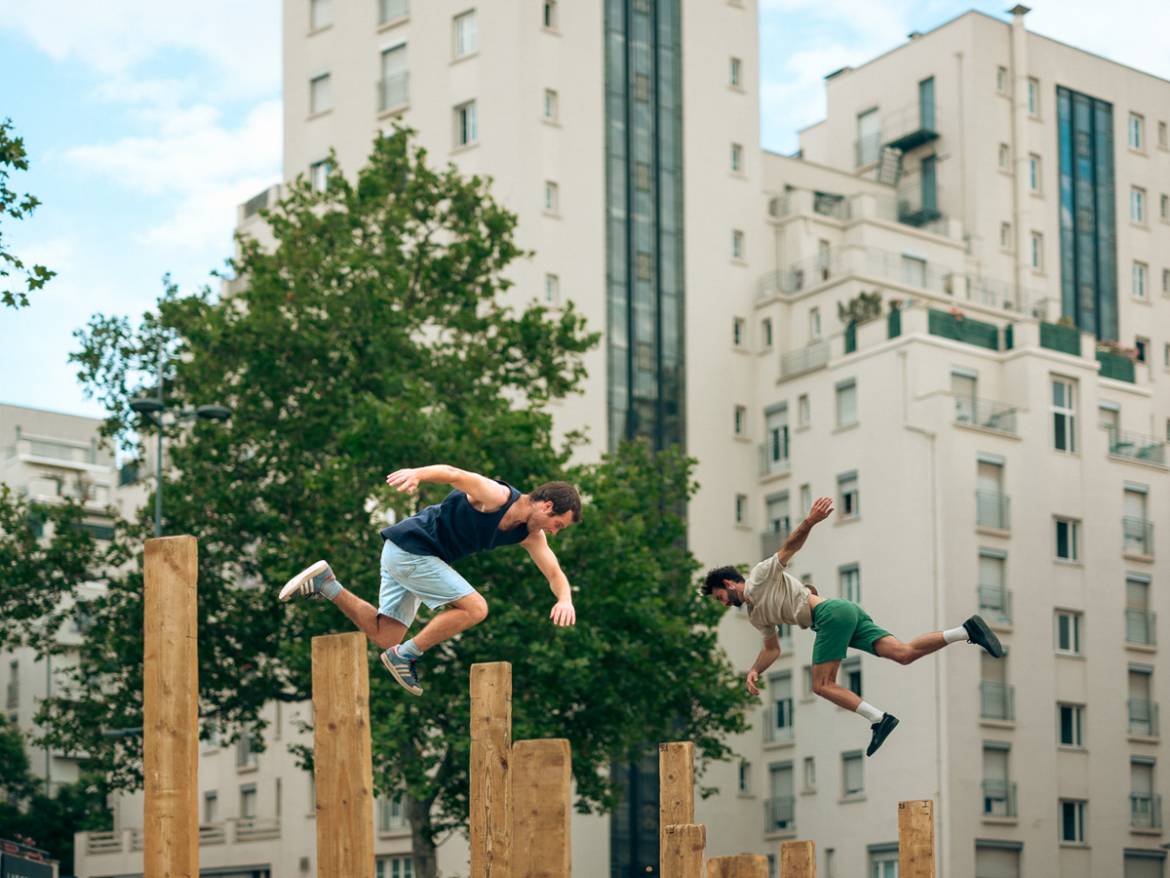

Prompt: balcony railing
[979,585,1013,626]
[760,525,790,559]
[982,779,1018,818]
[378,72,410,113]
[955,397,1018,434]
[756,252,839,299]
[980,681,1015,721]
[200,823,228,846]
[1098,349,1136,383]
[85,831,124,855]
[881,102,942,153]
[1131,793,1162,830]
[763,702,795,745]
[1126,609,1157,646]
[1040,321,1081,355]
[235,817,281,842]
[1123,517,1154,556]
[758,443,790,477]
[897,179,943,228]
[764,795,796,833]
[1110,432,1167,466]
[1128,698,1159,737]
[976,491,1010,531]
[780,340,830,379]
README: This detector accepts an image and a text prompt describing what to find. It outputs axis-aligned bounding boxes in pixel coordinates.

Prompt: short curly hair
[529,481,582,522]
[701,565,744,595]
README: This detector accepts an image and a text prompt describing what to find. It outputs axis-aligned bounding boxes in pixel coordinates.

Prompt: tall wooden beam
[707,853,768,877]
[662,824,705,878]
[659,741,695,874]
[898,800,935,878]
[471,662,512,878]
[513,738,572,877]
[312,632,374,878]
[143,535,199,878]
[780,840,816,877]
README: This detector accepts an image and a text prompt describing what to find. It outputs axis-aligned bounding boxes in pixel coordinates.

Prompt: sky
[1,0,1168,420]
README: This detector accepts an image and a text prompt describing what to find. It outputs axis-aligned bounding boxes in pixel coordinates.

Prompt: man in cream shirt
[703,497,1003,756]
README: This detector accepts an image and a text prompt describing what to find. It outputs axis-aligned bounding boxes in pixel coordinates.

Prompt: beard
[728,590,744,607]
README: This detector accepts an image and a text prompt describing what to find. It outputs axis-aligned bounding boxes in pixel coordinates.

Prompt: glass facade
[1057,86,1118,340]
[604,0,686,451]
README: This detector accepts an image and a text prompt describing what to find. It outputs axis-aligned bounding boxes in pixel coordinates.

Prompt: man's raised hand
[807,496,834,524]
[550,600,577,627]
[386,468,421,494]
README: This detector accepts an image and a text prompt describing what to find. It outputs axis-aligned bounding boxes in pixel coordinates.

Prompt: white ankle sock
[943,625,968,644]
[856,701,885,723]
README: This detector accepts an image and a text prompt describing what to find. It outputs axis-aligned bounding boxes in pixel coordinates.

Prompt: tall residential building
[75,4,1170,878]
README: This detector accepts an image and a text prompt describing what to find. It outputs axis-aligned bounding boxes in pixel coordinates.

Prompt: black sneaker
[866,713,899,757]
[963,615,1005,658]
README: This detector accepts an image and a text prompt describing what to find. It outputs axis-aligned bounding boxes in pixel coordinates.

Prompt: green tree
[1,118,55,309]
[17,128,751,877]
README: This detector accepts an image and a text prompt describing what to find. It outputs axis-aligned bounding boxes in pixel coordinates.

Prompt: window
[761,318,773,348]
[998,142,1010,170]
[544,181,560,214]
[1133,262,1149,299]
[633,73,651,103]
[1161,193,1170,221]
[730,57,742,88]
[732,229,745,260]
[1026,77,1039,116]
[802,756,815,791]
[543,273,560,306]
[1132,187,1147,223]
[1135,337,1148,363]
[377,794,407,832]
[901,254,927,288]
[1055,609,1082,654]
[1131,760,1157,829]
[236,734,260,769]
[764,406,789,470]
[809,306,821,340]
[543,89,559,122]
[869,848,898,878]
[842,751,864,796]
[454,100,478,146]
[1164,343,1170,370]
[733,317,745,347]
[835,380,857,428]
[1161,121,1169,149]
[309,73,331,115]
[767,672,793,741]
[376,857,414,878]
[542,0,558,30]
[1060,799,1086,843]
[731,142,744,173]
[1124,851,1164,878]
[736,760,752,795]
[839,564,860,604]
[310,0,331,30]
[799,484,811,515]
[766,763,795,831]
[735,493,747,525]
[976,845,1021,878]
[982,744,1012,816]
[1028,154,1041,192]
[379,0,409,24]
[1000,221,1012,249]
[1129,112,1145,151]
[978,551,1009,622]
[797,394,809,428]
[734,405,747,436]
[634,161,652,191]
[996,65,1008,94]
[837,471,859,519]
[453,10,477,59]
[856,108,880,167]
[1124,487,1150,555]
[1054,518,1080,562]
[1051,377,1077,453]
[1129,666,1156,736]
[379,44,408,112]
[842,656,862,696]
[1058,703,1084,747]
[1030,232,1043,270]
[239,784,257,819]
[635,250,653,281]
[203,791,218,824]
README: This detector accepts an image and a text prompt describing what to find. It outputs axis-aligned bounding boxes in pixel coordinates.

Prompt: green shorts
[810,599,892,665]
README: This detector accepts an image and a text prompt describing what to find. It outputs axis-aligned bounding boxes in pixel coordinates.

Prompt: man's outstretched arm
[777,496,834,567]
[385,465,510,511]
[745,632,782,695]
[521,530,576,627]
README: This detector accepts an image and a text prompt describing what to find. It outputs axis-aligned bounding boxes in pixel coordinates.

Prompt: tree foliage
[1,118,55,309]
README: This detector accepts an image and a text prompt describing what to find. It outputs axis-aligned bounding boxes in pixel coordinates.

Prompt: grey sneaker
[279,560,335,602]
[381,646,423,696]
[963,615,1005,658]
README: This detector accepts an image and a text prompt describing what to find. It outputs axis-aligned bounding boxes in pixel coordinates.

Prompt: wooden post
[143,535,199,878]
[780,840,815,877]
[312,633,374,878]
[898,800,935,878]
[706,853,768,877]
[513,738,571,877]
[660,741,695,874]
[662,824,705,878]
[471,662,512,878]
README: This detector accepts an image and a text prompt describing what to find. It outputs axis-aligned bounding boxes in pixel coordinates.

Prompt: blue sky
[1,0,1167,420]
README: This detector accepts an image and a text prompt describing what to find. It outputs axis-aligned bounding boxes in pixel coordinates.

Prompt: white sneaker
[279,560,333,602]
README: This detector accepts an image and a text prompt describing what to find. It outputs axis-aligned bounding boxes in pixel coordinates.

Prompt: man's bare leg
[410,591,489,652]
[332,588,407,651]
[873,632,947,665]
[813,659,899,756]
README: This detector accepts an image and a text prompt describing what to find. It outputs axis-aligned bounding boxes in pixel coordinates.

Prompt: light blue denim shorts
[377,539,475,627]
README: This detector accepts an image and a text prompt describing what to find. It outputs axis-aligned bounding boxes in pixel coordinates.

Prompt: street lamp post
[129,343,230,537]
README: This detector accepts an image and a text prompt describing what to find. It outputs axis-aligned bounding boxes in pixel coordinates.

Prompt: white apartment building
[76,4,1170,878]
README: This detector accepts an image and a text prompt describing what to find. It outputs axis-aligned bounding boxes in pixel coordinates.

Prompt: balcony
[881,102,941,154]
[758,443,791,478]
[1040,321,1081,356]
[1131,794,1162,830]
[200,823,228,845]
[780,340,830,379]
[976,491,1010,531]
[85,831,124,856]
[378,71,409,113]
[1123,517,1154,557]
[982,779,1018,818]
[928,309,1001,351]
[1098,349,1136,383]
[978,585,1013,627]
[897,179,943,228]
[234,817,281,842]
[980,681,1015,722]
[1126,609,1157,647]
[763,796,796,834]
[1128,698,1159,738]
[760,525,790,559]
[763,702,795,745]
[756,251,838,299]
[955,397,1018,434]
[1110,432,1167,467]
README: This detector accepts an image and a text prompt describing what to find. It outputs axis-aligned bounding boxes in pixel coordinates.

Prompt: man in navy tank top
[279,464,581,696]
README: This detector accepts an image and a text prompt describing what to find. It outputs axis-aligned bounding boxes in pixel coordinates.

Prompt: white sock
[943,625,968,644]
[856,701,885,723]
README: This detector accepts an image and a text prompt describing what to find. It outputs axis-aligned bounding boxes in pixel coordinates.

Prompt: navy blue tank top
[381,481,529,564]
